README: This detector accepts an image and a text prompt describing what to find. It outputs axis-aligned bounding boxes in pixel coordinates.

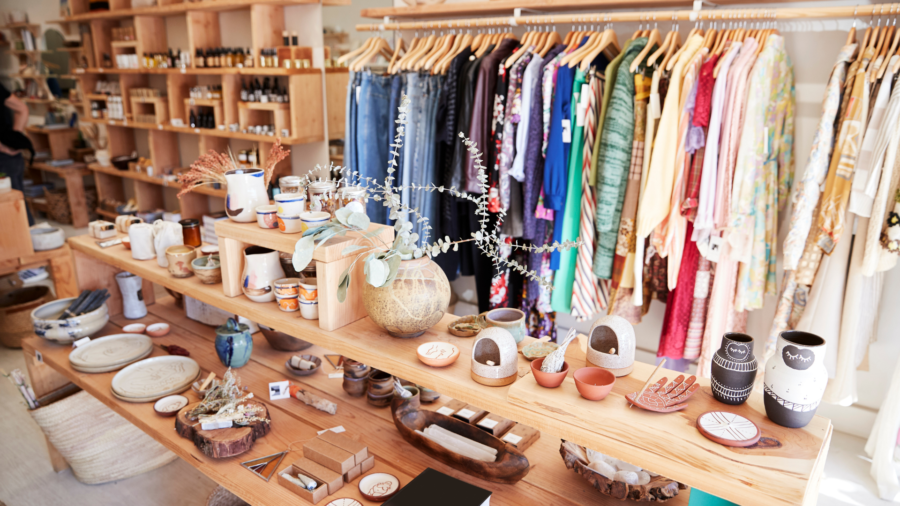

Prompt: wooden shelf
[95,207,118,219]
[73,66,321,76]
[59,0,320,22]
[187,97,222,107]
[66,232,832,506]
[85,93,114,100]
[31,162,93,177]
[88,162,226,198]
[0,22,40,30]
[80,117,317,145]
[9,49,50,55]
[26,125,79,135]
[55,47,85,52]
[22,97,55,104]
[110,40,138,48]
[238,101,290,111]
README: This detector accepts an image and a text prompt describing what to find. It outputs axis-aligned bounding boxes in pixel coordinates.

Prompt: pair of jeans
[356,72,392,225]
[410,75,442,242]
[0,152,32,224]
[345,71,360,174]
[400,72,426,232]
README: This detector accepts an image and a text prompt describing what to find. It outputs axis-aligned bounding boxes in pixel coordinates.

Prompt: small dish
[531,357,569,388]
[522,339,558,361]
[146,323,170,337]
[121,236,131,250]
[153,394,188,417]
[358,472,400,501]
[574,367,616,401]
[416,342,460,367]
[123,323,146,334]
[284,354,322,376]
[448,315,481,337]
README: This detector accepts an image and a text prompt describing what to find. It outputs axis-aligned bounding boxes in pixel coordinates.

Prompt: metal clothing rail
[355,3,892,31]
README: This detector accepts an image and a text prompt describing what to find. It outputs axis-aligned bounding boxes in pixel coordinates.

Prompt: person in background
[0,82,34,224]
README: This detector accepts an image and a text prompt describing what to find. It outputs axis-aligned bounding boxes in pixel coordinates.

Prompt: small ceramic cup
[274,193,306,216]
[367,369,394,396]
[274,277,301,297]
[277,213,303,234]
[191,255,222,284]
[255,204,278,229]
[298,278,318,320]
[478,308,527,344]
[276,295,299,312]
[299,211,331,233]
[165,245,197,278]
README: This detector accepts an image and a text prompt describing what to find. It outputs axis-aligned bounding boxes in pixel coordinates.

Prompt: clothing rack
[355,3,892,31]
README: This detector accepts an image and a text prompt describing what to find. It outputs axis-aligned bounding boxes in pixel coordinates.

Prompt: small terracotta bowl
[531,357,569,388]
[146,322,170,337]
[574,367,616,401]
[153,394,188,417]
[416,342,460,367]
[123,323,146,333]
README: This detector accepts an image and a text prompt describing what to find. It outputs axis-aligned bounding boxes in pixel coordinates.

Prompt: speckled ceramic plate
[522,340,558,361]
[69,333,153,369]
[111,356,200,400]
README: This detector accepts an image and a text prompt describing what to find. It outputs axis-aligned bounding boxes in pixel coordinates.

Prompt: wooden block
[47,245,79,298]
[288,72,325,143]
[292,456,344,495]
[500,423,540,453]
[218,236,246,298]
[343,463,361,483]
[359,455,375,474]
[62,171,90,229]
[435,398,466,417]
[452,404,487,425]
[278,469,328,505]
[0,190,34,261]
[475,412,515,437]
[325,70,348,140]
[317,430,368,465]
[303,437,355,475]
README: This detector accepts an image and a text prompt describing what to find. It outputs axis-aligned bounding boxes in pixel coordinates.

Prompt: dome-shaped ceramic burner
[586,315,635,377]
[470,327,518,387]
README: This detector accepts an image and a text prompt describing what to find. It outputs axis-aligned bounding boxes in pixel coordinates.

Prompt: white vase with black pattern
[710,333,757,405]
[764,331,827,428]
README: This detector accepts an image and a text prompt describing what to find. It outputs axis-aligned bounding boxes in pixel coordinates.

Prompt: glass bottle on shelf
[196,49,204,68]
[240,79,248,102]
[189,109,197,128]
[245,47,253,67]
[226,48,234,68]
[272,49,279,68]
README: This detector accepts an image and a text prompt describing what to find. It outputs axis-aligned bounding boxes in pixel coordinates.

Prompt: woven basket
[29,391,177,484]
[0,286,51,348]
[44,188,71,224]
[206,486,249,506]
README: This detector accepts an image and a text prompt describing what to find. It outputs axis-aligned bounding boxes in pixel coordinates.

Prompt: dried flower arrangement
[187,368,269,427]
[176,141,290,198]
[292,95,580,302]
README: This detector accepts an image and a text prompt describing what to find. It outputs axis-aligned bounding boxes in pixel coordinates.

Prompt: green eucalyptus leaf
[336,266,351,303]
[366,258,388,287]
[347,212,370,231]
[314,229,340,250]
[341,244,369,256]
[292,236,315,272]
[383,254,402,285]
[335,207,353,226]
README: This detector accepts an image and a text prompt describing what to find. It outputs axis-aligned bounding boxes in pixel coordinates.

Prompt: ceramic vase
[215,318,253,368]
[710,333,758,405]
[225,168,268,223]
[241,246,285,303]
[764,331,828,428]
[362,257,451,338]
[115,272,147,319]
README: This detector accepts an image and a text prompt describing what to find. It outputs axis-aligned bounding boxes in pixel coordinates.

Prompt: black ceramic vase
[710,333,758,405]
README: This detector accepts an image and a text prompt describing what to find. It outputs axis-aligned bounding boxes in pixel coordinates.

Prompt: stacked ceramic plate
[69,334,154,373]
[110,356,201,403]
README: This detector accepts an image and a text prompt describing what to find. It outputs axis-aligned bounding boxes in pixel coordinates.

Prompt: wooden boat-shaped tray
[391,394,530,484]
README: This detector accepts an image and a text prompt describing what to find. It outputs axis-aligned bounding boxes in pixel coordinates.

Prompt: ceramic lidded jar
[241,246,285,303]
[225,168,268,222]
[470,327,518,387]
[710,333,758,405]
[585,315,635,377]
[215,318,253,368]
[764,331,828,428]
[363,257,451,338]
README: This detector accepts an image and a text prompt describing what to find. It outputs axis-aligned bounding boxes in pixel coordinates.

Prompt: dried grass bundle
[177,140,290,198]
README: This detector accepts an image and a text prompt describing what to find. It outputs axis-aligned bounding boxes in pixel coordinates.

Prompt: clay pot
[531,357,569,388]
[342,359,369,379]
[343,375,368,397]
[367,390,394,408]
[214,318,253,368]
[367,369,394,396]
[259,325,312,352]
[764,331,827,428]
[711,333,758,405]
[192,255,222,284]
[0,286,52,348]
[574,367,616,401]
[362,256,451,338]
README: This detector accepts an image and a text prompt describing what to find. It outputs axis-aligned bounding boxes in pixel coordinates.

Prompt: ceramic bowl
[153,394,188,417]
[123,323,146,334]
[146,323,170,337]
[31,297,110,344]
[276,295,299,312]
[30,227,65,251]
[191,255,222,284]
[367,390,394,408]
[531,357,569,388]
[277,213,303,234]
[418,385,441,403]
[358,473,400,501]
[274,192,306,215]
[367,369,394,396]
[574,367,616,401]
[299,211,331,233]
[298,279,319,320]
[343,359,369,379]
[448,315,481,337]
[165,245,197,278]
[416,342,460,367]
[121,236,131,250]
[274,277,301,297]
[255,204,279,229]
[259,324,312,351]
[285,354,321,376]
[342,375,368,397]
[200,245,219,255]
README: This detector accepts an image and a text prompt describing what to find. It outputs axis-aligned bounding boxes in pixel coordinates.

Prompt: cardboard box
[318,430,368,465]
[360,455,375,474]
[293,457,344,495]
[476,413,515,437]
[343,463,361,483]
[304,437,356,474]
[278,470,328,504]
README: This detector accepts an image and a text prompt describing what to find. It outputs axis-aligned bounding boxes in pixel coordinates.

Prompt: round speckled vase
[764,331,827,428]
[710,333,758,405]
[362,257,450,338]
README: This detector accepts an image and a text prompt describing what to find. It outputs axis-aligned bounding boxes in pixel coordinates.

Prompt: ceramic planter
[362,257,451,338]
[711,333,758,405]
[225,168,268,222]
[343,375,368,397]
[764,331,827,428]
[343,359,369,379]
[165,245,197,278]
[586,315,636,377]
[241,246,285,303]
[255,205,278,229]
[191,255,222,284]
[367,369,394,396]
[298,278,318,320]
[215,318,253,368]
[115,271,147,319]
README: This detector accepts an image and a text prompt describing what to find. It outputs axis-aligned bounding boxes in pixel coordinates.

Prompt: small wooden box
[303,437,356,475]
[318,430,368,465]
[475,413,515,437]
[452,404,487,425]
[360,455,375,473]
[500,423,541,453]
[278,469,329,504]
[343,463,361,483]
[293,456,344,495]
[435,399,466,417]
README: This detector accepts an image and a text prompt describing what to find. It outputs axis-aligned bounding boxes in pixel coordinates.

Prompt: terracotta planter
[711,333,758,405]
[764,331,827,428]
[362,257,451,338]
[0,286,52,348]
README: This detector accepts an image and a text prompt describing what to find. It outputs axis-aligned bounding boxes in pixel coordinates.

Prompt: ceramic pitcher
[710,333,758,405]
[215,318,253,368]
[115,271,147,319]
[225,168,268,223]
[241,246,285,303]
[764,331,827,428]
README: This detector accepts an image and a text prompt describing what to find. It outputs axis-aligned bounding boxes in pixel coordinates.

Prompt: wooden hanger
[659,29,682,71]
[505,32,534,69]
[394,36,422,70]
[433,33,463,74]
[539,30,562,58]
[402,33,436,70]
[580,28,620,72]
[701,27,717,51]
[420,34,455,71]
[877,24,898,79]
[387,38,405,74]
[562,29,599,67]
[338,37,377,66]
[630,27,662,73]
[666,31,699,72]
[351,37,390,71]
[647,29,674,67]
[435,32,471,74]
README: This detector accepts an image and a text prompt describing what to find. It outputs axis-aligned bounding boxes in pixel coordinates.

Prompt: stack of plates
[110,356,201,403]
[69,334,154,373]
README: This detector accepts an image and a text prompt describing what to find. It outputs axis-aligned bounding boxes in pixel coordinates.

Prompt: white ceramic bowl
[31,297,110,344]
[274,193,306,215]
[30,227,65,251]
[277,213,303,234]
[299,211,331,233]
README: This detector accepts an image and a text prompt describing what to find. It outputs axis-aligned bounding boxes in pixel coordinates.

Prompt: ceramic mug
[299,211,331,233]
[256,204,278,229]
[277,213,303,234]
[276,295,299,312]
[165,245,197,278]
[477,308,527,344]
[274,193,306,216]
[299,278,318,320]
[274,277,300,297]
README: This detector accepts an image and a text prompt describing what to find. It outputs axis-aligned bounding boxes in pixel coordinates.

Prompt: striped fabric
[572,70,609,320]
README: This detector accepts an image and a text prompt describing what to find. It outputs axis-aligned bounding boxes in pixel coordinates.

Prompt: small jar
[279,176,302,194]
[337,185,367,214]
[179,218,202,248]
[307,180,337,215]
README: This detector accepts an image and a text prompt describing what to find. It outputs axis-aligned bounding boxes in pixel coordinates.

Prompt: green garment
[592,38,647,279]
[589,40,632,187]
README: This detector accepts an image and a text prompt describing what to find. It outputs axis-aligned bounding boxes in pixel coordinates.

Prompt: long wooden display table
[65,233,831,506]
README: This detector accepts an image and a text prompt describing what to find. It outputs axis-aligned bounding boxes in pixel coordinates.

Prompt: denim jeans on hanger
[411,75,443,242]
[356,72,392,225]
[345,71,359,173]
[401,72,426,227]
[386,73,406,225]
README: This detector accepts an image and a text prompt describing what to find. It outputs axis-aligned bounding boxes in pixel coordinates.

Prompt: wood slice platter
[175,400,271,458]
[696,411,761,448]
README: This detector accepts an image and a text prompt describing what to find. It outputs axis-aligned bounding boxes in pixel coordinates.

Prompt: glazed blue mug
[215,318,253,368]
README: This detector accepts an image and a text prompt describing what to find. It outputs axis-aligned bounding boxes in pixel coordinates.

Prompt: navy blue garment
[545,63,575,270]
